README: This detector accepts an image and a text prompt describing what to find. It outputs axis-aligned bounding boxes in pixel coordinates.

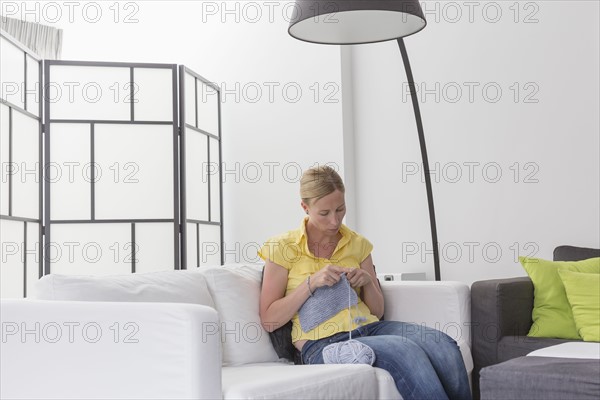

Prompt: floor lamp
[288,0,441,281]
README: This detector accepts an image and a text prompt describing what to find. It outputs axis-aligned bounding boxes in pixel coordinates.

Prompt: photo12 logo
[1,161,140,185]
[198,81,340,105]
[418,1,541,24]
[401,241,540,264]
[402,82,540,104]
[401,161,540,184]
[1,80,138,108]
[1,1,140,25]
[1,241,139,265]
[2,321,140,344]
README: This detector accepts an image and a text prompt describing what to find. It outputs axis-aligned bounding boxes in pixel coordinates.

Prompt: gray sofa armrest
[471,277,534,398]
[472,277,534,341]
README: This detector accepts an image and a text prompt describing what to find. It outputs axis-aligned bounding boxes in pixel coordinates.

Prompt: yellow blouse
[258,217,379,343]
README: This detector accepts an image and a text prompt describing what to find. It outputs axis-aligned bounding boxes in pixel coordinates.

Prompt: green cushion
[519,256,600,339]
[558,269,600,342]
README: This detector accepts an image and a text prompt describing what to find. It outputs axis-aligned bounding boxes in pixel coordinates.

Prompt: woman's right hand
[310,265,352,289]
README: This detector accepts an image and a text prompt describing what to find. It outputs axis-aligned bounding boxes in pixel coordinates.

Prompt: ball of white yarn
[322,339,376,365]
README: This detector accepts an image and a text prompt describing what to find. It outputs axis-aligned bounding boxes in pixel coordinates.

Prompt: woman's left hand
[346,268,373,288]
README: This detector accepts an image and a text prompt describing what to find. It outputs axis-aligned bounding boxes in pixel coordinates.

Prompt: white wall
[9,1,346,266]
[349,1,600,284]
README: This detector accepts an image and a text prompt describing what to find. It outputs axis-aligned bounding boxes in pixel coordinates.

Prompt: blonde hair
[300,165,345,205]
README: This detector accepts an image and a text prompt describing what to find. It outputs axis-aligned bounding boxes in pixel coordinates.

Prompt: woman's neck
[305,220,340,245]
[305,221,340,259]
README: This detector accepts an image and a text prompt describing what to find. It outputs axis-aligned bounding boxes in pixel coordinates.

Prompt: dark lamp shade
[288,0,426,45]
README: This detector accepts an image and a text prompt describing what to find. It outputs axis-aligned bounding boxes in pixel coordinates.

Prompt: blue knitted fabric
[298,274,358,333]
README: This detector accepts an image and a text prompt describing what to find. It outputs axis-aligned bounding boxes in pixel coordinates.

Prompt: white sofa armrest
[0,299,222,400]
[380,281,471,344]
[380,281,473,377]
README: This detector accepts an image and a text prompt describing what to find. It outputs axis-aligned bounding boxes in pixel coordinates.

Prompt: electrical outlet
[377,273,427,282]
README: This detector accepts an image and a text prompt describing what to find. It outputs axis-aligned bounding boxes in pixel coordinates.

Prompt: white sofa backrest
[32,269,215,308]
[32,264,281,367]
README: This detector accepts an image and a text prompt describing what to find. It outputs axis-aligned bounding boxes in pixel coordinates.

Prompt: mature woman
[258,166,471,400]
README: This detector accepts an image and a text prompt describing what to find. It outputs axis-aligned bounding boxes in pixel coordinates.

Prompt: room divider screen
[44,60,182,276]
[180,66,223,269]
[0,31,43,297]
[0,31,223,297]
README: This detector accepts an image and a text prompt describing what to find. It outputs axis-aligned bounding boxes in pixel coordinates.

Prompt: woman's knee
[359,336,430,364]
[375,320,456,344]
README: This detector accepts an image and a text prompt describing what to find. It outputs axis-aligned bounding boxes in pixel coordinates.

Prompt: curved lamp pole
[288,0,440,280]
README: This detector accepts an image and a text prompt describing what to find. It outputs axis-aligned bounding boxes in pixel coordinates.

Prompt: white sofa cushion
[199,264,280,366]
[222,363,384,399]
[32,270,215,308]
[527,342,600,359]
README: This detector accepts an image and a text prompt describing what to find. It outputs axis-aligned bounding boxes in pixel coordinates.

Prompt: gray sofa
[470,245,600,399]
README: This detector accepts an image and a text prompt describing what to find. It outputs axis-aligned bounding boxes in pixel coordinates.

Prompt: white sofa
[0,264,473,399]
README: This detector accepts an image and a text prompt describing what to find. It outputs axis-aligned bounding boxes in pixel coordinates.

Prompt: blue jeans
[300,321,472,400]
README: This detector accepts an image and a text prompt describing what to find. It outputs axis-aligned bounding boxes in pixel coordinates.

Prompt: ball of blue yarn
[322,339,376,365]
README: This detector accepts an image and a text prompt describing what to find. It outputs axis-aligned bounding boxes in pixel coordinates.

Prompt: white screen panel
[95,124,174,219]
[26,55,40,116]
[49,123,91,220]
[135,223,174,272]
[0,36,25,109]
[133,68,173,122]
[25,222,40,297]
[184,73,196,127]
[50,223,130,275]
[0,104,9,215]
[199,224,221,266]
[0,219,24,298]
[196,81,219,136]
[49,65,130,121]
[11,111,39,219]
[186,131,209,221]
[186,222,198,268]
[209,138,221,222]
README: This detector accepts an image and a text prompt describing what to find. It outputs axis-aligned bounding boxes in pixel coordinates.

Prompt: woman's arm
[259,259,311,332]
[347,255,385,319]
[259,260,351,332]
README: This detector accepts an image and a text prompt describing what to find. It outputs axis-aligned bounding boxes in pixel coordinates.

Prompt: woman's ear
[300,201,309,215]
